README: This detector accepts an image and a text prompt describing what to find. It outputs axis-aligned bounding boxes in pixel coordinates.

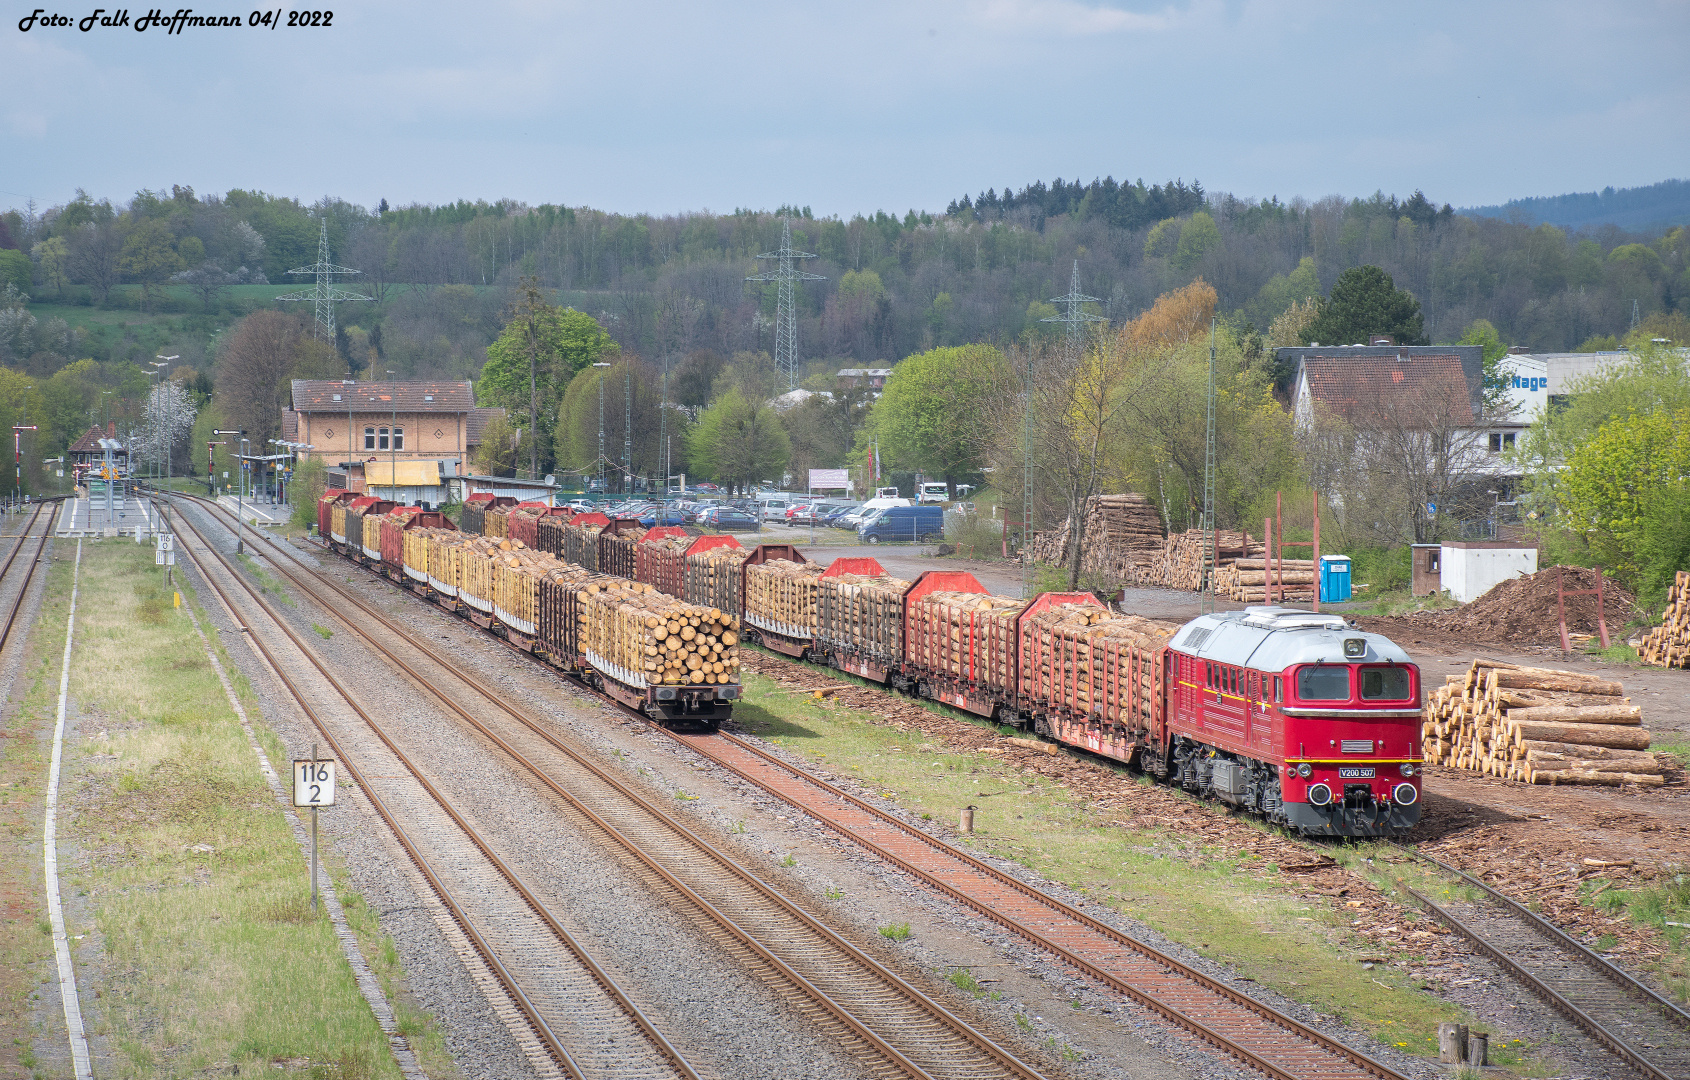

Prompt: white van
[918,482,949,504]
[840,496,910,527]
[754,491,800,520]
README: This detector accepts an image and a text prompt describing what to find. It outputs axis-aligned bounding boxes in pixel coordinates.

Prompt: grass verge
[56,539,437,1077]
[734,668,1542,1069]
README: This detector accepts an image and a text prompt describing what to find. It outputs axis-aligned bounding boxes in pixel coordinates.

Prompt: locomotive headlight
[1343,637,1366,658]
[1399,763,1416,777]
[1306,783,1333,807]
[1393,783,1419,806]
[1295,762,1313,779]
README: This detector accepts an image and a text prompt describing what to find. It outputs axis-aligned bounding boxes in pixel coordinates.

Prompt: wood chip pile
[1637,570,1690,668]
[815,572,911,663]
[1422,659,1661,786]
[686,546,749,616]
[582,581,742,685]
[743,559,824,634]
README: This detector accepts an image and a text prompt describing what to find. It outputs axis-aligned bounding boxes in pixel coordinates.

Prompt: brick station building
[284,380,504,494]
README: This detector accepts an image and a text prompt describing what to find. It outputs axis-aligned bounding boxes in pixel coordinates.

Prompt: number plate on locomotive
[1338,767,1375,779]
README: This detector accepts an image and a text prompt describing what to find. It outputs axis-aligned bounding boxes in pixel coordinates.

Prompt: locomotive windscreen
[1361,667,1412,700]
[1297,665,1350,700]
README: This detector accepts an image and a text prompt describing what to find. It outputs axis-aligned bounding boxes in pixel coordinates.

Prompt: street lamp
[592,361,613,496]
[387,369,397,504]
[154,355,177,487]
[214,428,247,553]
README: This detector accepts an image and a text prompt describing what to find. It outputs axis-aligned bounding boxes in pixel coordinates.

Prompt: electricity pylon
[746,218,824,389]
[1041,259,1106,359]
[279,220,371,340]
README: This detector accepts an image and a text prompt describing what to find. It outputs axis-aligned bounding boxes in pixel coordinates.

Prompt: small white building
[1439,541,1538,603]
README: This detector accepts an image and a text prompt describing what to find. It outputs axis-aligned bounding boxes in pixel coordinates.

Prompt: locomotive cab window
[1361,666,1412,700]
[1297,664,1351,700]
[1273,676,1282,702]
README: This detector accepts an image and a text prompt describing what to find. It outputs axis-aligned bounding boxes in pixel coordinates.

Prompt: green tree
[479,283,617,476]
[1248,256,1321,328]
[1559,408,1690,580]
[32,237,70,299]
[0,249,31,294]
[684,387,788,494]
[1458,318,1514,416]
[1302,265,1427,346]
[1173,211,1221,271]
[874,344,1008,497]
[119,219,183,312]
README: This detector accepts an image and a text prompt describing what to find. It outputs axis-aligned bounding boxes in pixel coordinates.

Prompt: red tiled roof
[1301,355,1474,425]
[67,425,112,454]
[466,406,505,446]
[291,380,475,412]
[281,408,298,441]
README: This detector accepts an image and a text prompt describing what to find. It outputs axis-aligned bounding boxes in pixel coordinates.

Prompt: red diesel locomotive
[1154,607,1422,836]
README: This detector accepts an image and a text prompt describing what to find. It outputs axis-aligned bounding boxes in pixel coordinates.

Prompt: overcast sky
[4,0,1687,218]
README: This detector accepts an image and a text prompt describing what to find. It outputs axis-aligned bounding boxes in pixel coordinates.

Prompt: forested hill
[1462,179,1690,231]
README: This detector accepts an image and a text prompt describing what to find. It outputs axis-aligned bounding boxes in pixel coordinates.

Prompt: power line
[278,219,371,340]
[746,218,824,390]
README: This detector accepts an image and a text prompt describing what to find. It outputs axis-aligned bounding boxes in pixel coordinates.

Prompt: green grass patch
[55,541,422,1077]
[734,669,1536,1063]
[878,922,911,941]
[1579,871,1690,1003]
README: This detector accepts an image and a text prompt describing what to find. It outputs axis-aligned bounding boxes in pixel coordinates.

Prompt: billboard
[808,468,850,490]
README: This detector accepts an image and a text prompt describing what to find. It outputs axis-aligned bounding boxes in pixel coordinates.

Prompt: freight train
[318,491,1421,836]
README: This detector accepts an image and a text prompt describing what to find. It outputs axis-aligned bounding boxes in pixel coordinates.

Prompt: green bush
[1346,545,1411,593]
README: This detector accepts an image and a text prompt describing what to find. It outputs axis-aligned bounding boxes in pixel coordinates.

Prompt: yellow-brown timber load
[1420,658,1662,786]
[816,570,911,667]
[685,544,750,616]
[423,527,466,598]
[1637,570,1690,668]
[1018,600,1172,729]
[485,537,563,638]
[906,590,1027,695]
[535,563,622,666]
[743,558,823,638]
[563,516,608,571]
[581,580,742,688]
[483,505,513,539]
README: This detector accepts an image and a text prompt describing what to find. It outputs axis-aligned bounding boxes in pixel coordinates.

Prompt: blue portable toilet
[1319,555,1352,603]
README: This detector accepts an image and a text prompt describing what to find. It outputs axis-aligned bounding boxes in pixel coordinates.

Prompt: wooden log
[1493,671,1623,695]
[1525,751,1663,774]
[1530,768,1666,787]
[1509,719,1651,750]
[1506,704,1641,724]
[1519,739,1657,761]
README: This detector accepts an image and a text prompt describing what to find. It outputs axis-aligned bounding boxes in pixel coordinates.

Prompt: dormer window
[332,394,342,401]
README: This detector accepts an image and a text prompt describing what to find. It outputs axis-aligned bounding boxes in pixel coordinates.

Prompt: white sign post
[293,748,336,912]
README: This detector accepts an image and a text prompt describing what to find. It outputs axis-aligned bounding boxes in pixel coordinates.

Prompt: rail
[163,491,1043,1080]
[0,500,58,656]
[1388,843,1690,1080]
[160,497,699,1080]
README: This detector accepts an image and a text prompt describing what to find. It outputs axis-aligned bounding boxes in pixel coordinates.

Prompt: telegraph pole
[1200,318,1218,615]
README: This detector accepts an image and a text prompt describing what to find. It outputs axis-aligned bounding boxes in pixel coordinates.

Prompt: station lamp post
[213,428,247,553]
[592,361,613,496]
[154,355,177,487]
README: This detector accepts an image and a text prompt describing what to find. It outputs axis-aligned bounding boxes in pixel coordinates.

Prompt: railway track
[178,493,1428,1080]
[1390,844,1690,1080]
[0,500,60,657]
[160,498,701,1080]
[164,492,1045,1080]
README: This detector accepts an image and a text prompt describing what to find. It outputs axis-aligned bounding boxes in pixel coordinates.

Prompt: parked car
[839,497,910,528]
[701,506,760,531]
[783,502,812,522]
[693,482,721,493]
[637,506,694,527]
[858,504,945,544]
[822,503,862,528]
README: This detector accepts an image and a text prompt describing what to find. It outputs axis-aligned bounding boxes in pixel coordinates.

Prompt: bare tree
[69,220,121,304]
[215,311,304,447]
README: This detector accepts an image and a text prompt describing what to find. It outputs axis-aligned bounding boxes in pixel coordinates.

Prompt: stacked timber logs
[1026,493,1165,579]
[1144,530,1259,591]
[907,592,1026,693]
[686,545,749,616]
[582,581,742,686]
[1215,558,1316,604]
[563,519,606,571]
[1637,570,1690,668]
[815,572,911,662]
[484,505,513,538]
[535,515,566,558]
[1421,659,1661,786]
[743,559,824,635]
[1020,603,1175,728]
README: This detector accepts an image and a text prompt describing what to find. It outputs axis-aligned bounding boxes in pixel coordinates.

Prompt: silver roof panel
[1173,606,1413,671]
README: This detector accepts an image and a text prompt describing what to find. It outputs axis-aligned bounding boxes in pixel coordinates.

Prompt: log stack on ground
[1637,570,1690,669]
[1421,659,1662,785]
[1026,493,1165,581]
[743,559,824,636]
[1215,558,1316,604]
[1144,530,1259,591]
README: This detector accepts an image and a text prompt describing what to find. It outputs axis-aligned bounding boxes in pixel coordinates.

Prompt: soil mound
[1365,565,1637,649]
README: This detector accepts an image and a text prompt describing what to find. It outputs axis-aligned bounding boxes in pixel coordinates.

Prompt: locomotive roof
[1169,606,1413,671]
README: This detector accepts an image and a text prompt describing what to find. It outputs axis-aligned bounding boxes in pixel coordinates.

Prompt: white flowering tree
[134,380,199,481]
